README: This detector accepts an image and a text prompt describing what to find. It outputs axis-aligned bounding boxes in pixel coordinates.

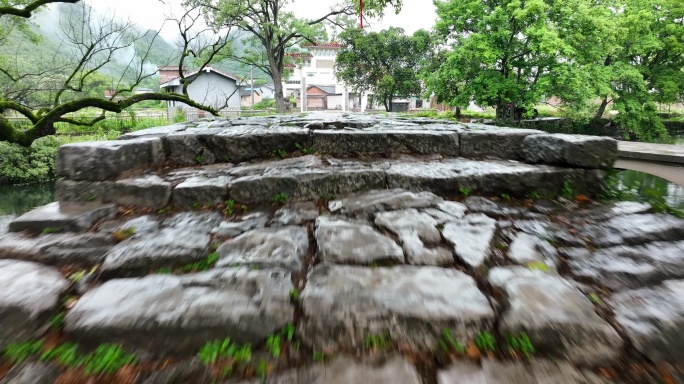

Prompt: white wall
[186,71,240,109]
[326,94,344,110]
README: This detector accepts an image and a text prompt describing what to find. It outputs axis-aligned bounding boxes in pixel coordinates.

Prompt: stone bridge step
[55,155,606,207]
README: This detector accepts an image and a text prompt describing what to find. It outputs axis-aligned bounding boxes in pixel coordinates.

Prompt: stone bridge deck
[1,114,683,383]
[618,140,684,164]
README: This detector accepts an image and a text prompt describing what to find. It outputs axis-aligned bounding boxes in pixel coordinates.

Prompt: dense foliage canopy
[335,27,432,111]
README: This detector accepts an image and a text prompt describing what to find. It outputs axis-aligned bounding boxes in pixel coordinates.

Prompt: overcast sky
[86,0,437,42]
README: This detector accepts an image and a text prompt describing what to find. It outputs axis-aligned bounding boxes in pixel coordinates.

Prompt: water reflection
[0,183,55,216]
[616,169,684,210]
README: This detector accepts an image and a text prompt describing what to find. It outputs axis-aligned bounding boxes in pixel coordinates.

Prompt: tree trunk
[594,97,609,121]
[272,71,286,113]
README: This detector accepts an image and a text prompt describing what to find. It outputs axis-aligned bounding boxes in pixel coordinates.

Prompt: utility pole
[250,65,254,107]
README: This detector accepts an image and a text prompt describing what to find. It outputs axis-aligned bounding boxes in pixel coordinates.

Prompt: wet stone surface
[0,260,70,349]
[65,267,293,356]
[216,226,309,271]
[489,267,623,364]
[300,264,495,350]
[3,114,681,382]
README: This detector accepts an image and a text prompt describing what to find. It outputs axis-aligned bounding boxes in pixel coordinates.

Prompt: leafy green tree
[0,1,229,146]
[187,0,403,112]
[335,27,431,112]
[429,0,576,115]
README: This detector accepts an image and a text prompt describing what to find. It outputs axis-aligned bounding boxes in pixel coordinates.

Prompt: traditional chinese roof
[302,42,344,48]
[285,53,313,58]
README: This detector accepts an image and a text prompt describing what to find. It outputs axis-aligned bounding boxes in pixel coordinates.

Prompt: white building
[283,43,355,111]
[282,43,429,112]
[159,66,242,111]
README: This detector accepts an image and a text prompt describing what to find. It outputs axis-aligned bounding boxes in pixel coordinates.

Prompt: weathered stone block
[522,134,617,168]
[579,213,684,248]
[385,158,591,197]
[611,280,684,362]
[313,129,460,156]
[216,226,309,271]
[460,126,543,160]
[328,189,444,217]
[300,265,495,350]
[113,175,172,210]
[172,175,231,208]
[162,128,225,165]
[272,202,319,226]
[0,260,70,348]
[315,217,404,265]
[56,176,172,210]
[240,356,422,384]
[375,210,454,266]
[438,360,610,384]
[569,241,684,290]
[442,214,497,267]
[100,226,212,277]
[57,137,165,181]
[64,268,293,355]
[0,232,114,266]
[489,267,623,364]
[212,212,270,238]
[8,202,116,233]
[229,168,387,205]
[212,125,310,163]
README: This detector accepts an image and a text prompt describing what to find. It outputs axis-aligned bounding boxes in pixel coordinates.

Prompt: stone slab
[385,158,600,197]
[57,137,165,181]
[300,265,495,350]
[161,212,224,233]
[272,202,320,226]
[460,126,543,160]
[172,175,231,208]
[464,196,531,219]
[55,175,172,210]
[313,129,460,156]
[489,267,623,364]
[211,212,270,238]
[163,128,225,165]
[64,268,293,355]
[618,140,684,165]
[8,202,116,233]
[328,189,444,217]
[508,232,558,268]
[438,359,609,384]
[216,226,309,271]
[112,175,173,210]
[523,134,617,169]
[375,210,454,266]
[611,280,684,362]
[0,232,114,266]
[442,214,497,267]
[315,217,404,265]
[211,125,310,163]
[569,241,684,290]
[579,213,684,247]
[0,260,70,348]
[229,169,387,205]
[239,356,422,384]
[100,226,212,276]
